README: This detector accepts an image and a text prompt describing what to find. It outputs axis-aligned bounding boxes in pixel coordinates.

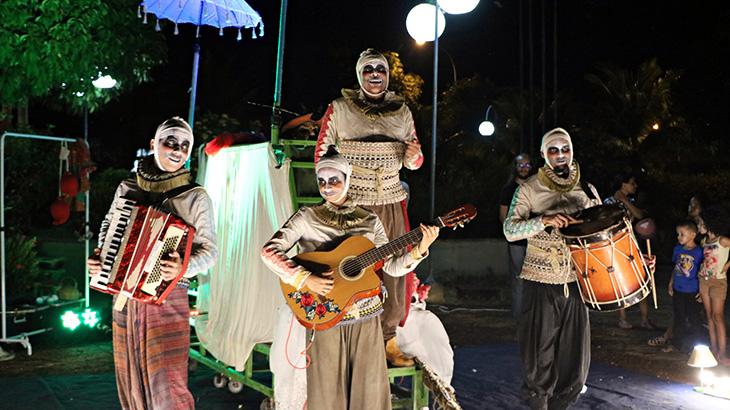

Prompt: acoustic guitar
[281,204,477,330]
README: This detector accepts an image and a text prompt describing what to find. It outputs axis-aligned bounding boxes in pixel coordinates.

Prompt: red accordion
[90,198,196,306]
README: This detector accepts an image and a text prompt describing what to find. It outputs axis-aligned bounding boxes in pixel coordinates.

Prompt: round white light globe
[406,3,446,43]
[479,120,495,136]
[438,0,480,15]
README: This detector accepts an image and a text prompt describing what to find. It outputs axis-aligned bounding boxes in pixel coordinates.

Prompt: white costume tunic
[315,89,423,206]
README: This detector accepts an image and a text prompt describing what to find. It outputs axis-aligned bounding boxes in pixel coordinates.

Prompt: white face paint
[151,133,191,172]
[361,63,388,97]
[317,167,347,204]
[543,137,572,175]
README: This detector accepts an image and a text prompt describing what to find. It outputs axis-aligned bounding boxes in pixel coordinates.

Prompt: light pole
[406,0,479,220]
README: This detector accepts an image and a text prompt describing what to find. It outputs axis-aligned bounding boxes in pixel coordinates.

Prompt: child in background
[661,220,704,353]
[697,206,730,365]
[648,195,708,348]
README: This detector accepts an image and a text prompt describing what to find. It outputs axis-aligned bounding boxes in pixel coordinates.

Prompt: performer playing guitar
[261,146,439,410]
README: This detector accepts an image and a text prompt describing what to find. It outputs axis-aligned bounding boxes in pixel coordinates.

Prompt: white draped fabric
[194,143,291,371]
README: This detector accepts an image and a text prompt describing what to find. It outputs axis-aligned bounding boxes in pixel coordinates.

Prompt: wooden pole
[646,239,657,309]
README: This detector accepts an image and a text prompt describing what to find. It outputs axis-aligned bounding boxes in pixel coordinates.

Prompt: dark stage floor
[1,343,728,409]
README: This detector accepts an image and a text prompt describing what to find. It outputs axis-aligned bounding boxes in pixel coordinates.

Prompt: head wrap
[540,127,573,169]
[356,48,389,98]
[316,145,352,202]
[153,116,194,169]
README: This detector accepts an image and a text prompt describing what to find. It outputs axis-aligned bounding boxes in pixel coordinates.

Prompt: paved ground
[2,261,729,408]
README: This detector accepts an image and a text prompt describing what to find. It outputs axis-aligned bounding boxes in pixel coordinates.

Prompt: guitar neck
[353,217,444,268]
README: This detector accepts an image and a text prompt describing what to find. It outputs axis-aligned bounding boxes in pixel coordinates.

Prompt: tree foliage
[0,0,167,113]
[383,51,424,108]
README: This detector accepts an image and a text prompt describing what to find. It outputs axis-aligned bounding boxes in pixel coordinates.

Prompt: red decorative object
[51,197,70,225]
[315,304,327,316]
[301,293,314,307]
[60,171,79,196]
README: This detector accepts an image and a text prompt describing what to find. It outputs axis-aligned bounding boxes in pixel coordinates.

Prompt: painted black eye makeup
[363,64,387,74]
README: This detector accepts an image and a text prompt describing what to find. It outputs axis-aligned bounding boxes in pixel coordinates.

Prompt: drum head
[560,204,625,237]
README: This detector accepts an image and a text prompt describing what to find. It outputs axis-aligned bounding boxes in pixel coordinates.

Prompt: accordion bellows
[338,140,407,206]
[90,198,195,305]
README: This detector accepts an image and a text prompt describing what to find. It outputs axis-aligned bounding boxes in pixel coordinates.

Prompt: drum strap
[580,180,596,201]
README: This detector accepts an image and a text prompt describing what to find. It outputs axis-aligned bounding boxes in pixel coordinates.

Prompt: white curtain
[195,142,292,371]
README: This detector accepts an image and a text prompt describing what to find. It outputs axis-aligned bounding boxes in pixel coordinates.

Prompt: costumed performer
[88,117,217,410]
[261,147,438,410]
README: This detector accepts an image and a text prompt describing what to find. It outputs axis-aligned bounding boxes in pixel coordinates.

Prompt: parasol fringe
[174,22,179,35]
[251,28,256,39]
[143,12,148,24]
[236,28,242,41]
[219,27,224,36]
[137,5,141,18]
[155,19,161,32]
[259,23,264,37]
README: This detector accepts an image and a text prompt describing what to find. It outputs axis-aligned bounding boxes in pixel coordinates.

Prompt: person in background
[697,205,730,365]
[87,117,218,410]
[648,194,708,348]
[604,172,656,330]
[499,153,532,318]
[659,220,704,354]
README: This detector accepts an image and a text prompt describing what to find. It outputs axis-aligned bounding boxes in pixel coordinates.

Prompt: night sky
[30,0,730,169]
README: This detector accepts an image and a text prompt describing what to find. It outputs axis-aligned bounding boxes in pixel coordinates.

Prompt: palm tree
[583,59,681,152]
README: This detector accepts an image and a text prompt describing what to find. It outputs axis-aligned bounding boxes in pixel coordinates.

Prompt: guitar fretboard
[342,216,444,276]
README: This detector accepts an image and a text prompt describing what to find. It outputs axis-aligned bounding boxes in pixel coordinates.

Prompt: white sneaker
[580,385,588,394]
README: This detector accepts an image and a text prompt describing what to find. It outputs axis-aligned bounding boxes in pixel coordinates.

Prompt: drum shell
[564,220,651,311]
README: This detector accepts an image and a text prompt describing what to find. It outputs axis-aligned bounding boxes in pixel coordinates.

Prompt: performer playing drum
[504,128,656,410]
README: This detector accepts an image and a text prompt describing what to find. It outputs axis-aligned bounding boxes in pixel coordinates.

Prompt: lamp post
[406,0,478,219]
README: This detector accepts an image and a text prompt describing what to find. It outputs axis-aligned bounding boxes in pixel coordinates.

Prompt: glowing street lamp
[406,4,445,44]
[479,105,496,136]
[92,74,117,89]
[438,0,480,14]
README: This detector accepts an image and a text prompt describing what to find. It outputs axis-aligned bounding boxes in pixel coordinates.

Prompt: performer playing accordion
[87,117,217,410]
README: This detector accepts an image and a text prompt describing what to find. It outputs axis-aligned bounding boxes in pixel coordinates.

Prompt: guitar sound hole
[342,260,362,278]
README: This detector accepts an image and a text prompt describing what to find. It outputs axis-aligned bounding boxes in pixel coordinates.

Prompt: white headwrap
[153,116,194,169]
[316,145,352,203]
[356,48,389,98]
[540,127,573,168]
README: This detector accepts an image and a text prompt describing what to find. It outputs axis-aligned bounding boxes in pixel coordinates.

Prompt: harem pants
[518,281,590,410]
